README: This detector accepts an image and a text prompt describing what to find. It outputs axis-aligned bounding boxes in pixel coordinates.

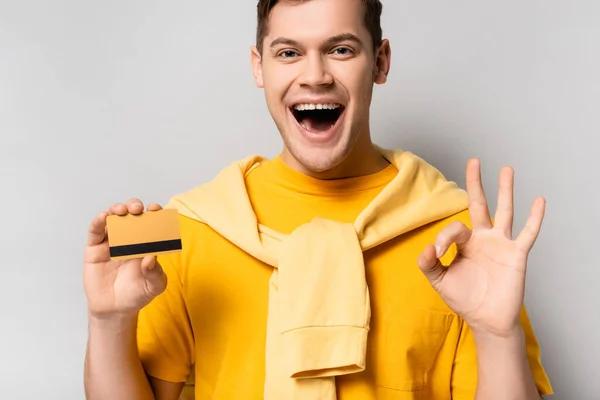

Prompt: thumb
[417,244,446,288]
[417,221,472,288]
[140,256,167,296]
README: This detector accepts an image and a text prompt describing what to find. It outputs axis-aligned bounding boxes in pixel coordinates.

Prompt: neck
[281,138,390,180]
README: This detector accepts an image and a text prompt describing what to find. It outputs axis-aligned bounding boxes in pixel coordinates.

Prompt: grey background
[1,1,598,399]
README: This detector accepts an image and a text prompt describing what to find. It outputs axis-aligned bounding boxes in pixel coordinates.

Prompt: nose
[297,54,333,88]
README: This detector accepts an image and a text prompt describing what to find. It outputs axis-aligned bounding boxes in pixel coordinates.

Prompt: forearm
[84,314,155,400]
[473,327,542,400]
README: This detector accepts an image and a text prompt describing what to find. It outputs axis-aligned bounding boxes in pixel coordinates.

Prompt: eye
[332,47,354,56]
[278,50,298,59]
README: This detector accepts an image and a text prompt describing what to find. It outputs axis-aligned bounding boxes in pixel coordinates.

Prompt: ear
[373,39,391,85]
[250,46,264,88]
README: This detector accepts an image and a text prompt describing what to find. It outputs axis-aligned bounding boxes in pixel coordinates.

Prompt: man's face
[251,0,390,174]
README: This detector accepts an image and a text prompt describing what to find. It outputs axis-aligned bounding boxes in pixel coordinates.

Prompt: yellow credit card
[106,208,182,260]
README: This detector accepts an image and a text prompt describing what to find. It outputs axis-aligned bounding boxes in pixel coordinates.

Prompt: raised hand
[83,199,167,320]
[417,159,546,337]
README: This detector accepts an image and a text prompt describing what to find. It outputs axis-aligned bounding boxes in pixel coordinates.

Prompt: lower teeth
[301,123,335,131]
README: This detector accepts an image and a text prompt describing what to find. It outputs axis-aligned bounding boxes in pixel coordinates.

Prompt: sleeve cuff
[281,325,368,379]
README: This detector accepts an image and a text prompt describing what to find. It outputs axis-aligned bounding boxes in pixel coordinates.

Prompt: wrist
[88,311,138,332]
[472,325,526,351]
[470,325,541,400]
[469,321,523,341]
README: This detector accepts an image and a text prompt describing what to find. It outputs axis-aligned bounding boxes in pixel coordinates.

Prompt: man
[83,0,553,399]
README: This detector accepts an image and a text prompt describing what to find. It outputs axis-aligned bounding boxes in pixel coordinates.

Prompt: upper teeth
[294,103,341,111]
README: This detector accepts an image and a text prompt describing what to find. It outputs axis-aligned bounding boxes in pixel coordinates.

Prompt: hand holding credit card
[106,208,183,260]
[83,200,174,320]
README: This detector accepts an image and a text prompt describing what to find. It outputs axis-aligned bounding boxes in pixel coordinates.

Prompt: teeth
[300,122,336,131]
[293,103,341,111]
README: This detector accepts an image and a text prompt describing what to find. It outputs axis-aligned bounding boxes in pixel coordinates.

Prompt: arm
[82,200,189,400]
[416,161,553,398]
[450,307,552,399]
[473,327,542,400]
[84,314,184,400]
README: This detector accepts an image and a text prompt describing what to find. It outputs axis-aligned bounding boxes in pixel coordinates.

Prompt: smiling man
[83,1,553,399]
[253,0,390,180]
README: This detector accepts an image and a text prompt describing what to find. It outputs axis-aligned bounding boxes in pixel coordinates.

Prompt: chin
[283,135,354,174]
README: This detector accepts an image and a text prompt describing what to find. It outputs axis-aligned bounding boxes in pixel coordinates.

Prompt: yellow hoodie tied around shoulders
[165,147,469,399]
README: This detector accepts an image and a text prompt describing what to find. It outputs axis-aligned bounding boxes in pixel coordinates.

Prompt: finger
[417,244,447,288]
[466,158,493,229]
[108,203,127,215]
[494,166,514,238]
[516,197,546,252]
[146,203,163,212]
[87,211,109,246]
[434,220,472,257]
[140,255,161,273]
[140,256,167,296]
[126,198,144,215]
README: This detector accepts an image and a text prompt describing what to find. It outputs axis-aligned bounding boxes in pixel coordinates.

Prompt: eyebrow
[269,33,364,49]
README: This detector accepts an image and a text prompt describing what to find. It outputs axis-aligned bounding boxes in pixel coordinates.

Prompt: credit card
[106,208,182,260]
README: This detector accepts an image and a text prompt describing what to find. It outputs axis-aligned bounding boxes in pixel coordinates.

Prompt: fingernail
[435,245,443,258]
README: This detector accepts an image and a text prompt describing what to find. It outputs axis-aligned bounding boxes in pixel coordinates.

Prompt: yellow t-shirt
[137,155,552,399]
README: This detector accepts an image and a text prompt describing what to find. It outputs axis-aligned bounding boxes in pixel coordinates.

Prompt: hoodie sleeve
[136,248,195,383]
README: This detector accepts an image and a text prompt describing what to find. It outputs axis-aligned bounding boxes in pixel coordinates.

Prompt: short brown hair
[256,0,383,54]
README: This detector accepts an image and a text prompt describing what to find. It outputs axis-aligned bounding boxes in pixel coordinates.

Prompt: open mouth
[291,103,345,133]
